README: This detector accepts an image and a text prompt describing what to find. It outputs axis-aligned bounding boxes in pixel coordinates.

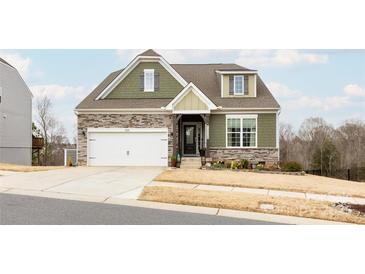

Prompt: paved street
[0,193,277,225]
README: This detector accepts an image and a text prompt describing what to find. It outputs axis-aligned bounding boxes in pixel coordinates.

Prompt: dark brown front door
[183,125,196,155]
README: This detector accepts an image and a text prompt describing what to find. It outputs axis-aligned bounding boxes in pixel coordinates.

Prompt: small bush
[255,163,265,171]
[240,159,249,169]
[67,157,73,167]
[212,160,225,169]
[231,160,240,170]
[281,161,303,172]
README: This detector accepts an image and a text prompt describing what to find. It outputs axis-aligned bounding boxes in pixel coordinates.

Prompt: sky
[1,49,364,142]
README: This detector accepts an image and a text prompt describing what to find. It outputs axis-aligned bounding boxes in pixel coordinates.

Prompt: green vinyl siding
[209,113,277,148]
[209,114,226,147]
[257,113,277,148]
[106,62,183,99]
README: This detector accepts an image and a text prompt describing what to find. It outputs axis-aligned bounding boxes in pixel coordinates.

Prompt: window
[226,115,257,148]
[144,69,154,92]
[233,75,244,95]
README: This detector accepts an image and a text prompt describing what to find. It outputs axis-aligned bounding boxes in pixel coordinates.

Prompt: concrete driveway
[0,167,164,201]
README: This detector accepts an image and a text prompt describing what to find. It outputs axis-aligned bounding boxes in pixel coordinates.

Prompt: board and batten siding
[174,89,208,111]
[106,62,183,99]
[222,74,256,97]
[209,113,277,148]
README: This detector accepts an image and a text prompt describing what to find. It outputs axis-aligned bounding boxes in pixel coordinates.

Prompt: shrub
[231,160,240,170]
[212,160,225,169]
[281,161,303,172]
[255,163,265,171]
[240,159,249,169]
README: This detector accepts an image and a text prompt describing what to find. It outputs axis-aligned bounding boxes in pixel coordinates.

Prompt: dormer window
[233,75,244,95]
[144,69,155,92]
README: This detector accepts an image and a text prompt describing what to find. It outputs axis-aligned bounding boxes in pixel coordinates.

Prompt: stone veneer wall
[209,148,279,164]
[77,114,173,166]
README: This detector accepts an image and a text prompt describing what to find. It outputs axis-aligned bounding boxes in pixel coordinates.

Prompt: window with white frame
[226,115,257,148]
[233,75,244,95]
[144,69,154,92]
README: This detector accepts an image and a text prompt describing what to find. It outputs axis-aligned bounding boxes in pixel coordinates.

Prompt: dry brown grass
[140,186,365,224]
[0,163,66,172]
[155,169,365,198]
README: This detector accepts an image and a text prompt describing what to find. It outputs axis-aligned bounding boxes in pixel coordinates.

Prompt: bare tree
[36,96,68,165]
[279,123,295,163]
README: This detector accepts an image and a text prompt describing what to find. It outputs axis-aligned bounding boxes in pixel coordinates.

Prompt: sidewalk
[0,184,347,225]
[149,181,365,205]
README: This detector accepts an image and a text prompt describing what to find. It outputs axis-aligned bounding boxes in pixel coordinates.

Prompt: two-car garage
[87,128,169,167]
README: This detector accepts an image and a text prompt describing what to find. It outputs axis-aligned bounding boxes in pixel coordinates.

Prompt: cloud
[235,50,328,67]
[270,82,351,111]
[267,82,302,97]
[0,51,31,78]
[30,84,88,100]
[344,84,365,97]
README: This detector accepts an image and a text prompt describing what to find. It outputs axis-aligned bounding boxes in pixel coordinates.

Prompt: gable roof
[76,54,280,111]
[0,57,15,69]
[138,49,161,57]
[165,82,217,113]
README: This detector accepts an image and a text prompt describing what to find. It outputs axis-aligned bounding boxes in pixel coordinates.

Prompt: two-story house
[0,57,32,165]
[75,50,280,167]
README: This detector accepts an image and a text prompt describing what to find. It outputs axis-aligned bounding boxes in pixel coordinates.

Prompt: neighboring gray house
[0,57,32,165]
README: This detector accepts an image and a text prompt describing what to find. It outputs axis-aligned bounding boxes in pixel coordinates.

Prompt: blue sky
[1,49,364,141]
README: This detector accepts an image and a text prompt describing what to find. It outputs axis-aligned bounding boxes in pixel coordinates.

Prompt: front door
[183,125,196,155]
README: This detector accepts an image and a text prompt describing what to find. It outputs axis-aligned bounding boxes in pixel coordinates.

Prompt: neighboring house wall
[0,62,32,165]
[208,113,278,163]
[77,113,173,165]
[106,62,183,99]
[174,89,208,111]
[222,74,256,97]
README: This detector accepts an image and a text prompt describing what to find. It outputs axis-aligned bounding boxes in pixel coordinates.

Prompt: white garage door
[88,128,168,166]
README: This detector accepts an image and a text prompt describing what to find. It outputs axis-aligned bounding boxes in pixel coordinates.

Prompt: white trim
[95,55,187,100]
[172,110,210,114]
[226,114,258,149]
[143,69,155,92]
[87,127,168,133]
[182,122,202,156]
[166,82,217,113]
[212,110,279,114]
[253,74,257,97]
[220,74,224,98]
[216,70,257,74]
[233,75,244,95]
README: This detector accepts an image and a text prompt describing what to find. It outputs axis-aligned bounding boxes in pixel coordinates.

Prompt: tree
[279,123,295,163]
[312,138,339,175]
[36,96,68,165]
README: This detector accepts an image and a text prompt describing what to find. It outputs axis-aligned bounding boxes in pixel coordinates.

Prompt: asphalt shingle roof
[76,60,280,110]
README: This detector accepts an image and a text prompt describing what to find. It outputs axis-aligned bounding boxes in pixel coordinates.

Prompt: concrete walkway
[149,181,365,205]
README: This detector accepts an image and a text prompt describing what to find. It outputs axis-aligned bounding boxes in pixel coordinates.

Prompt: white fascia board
[166,82,217,111]
[96,56,187,100]
[75,108,170,114]
[87,127,168,133]
[172,110,210,114]
[216,70,257,74]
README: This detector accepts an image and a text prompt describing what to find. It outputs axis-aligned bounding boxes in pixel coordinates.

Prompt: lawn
[155,169,365,198]
[140,186,365,224]
[0,163,66,172]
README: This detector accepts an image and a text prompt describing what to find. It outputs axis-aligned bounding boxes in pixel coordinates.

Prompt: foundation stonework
[77,113,173,165]
[209,148,279,164]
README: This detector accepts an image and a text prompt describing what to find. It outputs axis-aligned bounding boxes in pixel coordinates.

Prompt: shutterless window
[227,116,257,148]
[144,69,154,92]
[233,75,244,95]
[227,118,241,147]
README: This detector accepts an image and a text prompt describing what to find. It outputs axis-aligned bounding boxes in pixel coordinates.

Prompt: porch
[172,114,210,159]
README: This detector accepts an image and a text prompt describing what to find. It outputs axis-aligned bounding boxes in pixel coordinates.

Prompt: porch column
[172,114,182,156]
[200,114,210,157]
